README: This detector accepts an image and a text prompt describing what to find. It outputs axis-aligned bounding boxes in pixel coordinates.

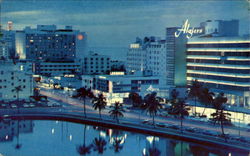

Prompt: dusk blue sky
[2,0,250,47]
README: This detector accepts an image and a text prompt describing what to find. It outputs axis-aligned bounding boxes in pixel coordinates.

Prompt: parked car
[169,125,180,130]
[156,123,167,128]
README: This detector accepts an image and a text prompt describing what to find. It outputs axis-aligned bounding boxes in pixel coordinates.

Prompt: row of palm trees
[76,81,231,139]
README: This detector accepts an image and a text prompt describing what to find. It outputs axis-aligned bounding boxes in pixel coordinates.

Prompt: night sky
[2,0,250,47]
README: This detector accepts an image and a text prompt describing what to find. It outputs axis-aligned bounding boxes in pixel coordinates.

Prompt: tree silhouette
[168,99,190,132]
[143,92,163,126]
[211,93,231,140]
[109,102,125,123]
[13,85,23,101]
[112,138,123,153]
[188,79,202,116]
[13,85,23,113]
[77,87,89,117]
[128,92,140,107]
[15,120,22,150]
[92,94,107,119]
[92,137,107,154]
[76,125,93,155]
[198,87,214,117]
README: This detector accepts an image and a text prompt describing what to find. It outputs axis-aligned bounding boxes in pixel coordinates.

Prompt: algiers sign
[175,19,203,39]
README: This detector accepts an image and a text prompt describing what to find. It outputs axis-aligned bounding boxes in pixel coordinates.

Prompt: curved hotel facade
[187,37,250,108]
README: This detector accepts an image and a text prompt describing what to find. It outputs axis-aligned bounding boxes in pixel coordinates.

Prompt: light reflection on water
[0,119,249,156]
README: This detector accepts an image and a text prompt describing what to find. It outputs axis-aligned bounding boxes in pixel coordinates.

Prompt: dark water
[0,119,249,156]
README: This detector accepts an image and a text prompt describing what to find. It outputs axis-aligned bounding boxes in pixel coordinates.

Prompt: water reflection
[0,119,248,156]
[76,125,93,155]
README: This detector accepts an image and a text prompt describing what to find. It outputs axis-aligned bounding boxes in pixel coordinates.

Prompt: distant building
[2,30,16,59]
[7,21,13,31]
[187,36,250,108]
[82,72,168,105]
[200,19,239,37]
[110,60,125,72]
[34,60,82,77]
[0,41,9,59]
[0,61,34,101]
[15,25,87,61]
[127,41,147,73]
[166,27,187,87]
[126,37,167,76]
[83,52,111,75]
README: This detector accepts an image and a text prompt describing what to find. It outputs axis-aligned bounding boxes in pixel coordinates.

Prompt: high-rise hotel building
[15,25,87,61]
[186,36,250,107]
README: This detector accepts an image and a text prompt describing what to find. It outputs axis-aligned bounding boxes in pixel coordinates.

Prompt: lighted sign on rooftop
[130,44,140,48]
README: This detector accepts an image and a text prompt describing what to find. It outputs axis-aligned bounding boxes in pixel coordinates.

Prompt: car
[142,120,149,124]
[202,130,215,136]
[185,127,196,133]
[124,108,130,112]
[156,123,167,128]
[10,104,17,108]
[169,125,179,130]
[29,104,36,107]
[23,104,29,108]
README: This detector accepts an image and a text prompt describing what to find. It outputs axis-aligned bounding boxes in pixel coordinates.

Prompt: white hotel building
[0,61,34,101]
[15,25,87,61]
[187,36,250,108]
[83,52,111,75]
[82,72,168,105]
[127,37,167,77]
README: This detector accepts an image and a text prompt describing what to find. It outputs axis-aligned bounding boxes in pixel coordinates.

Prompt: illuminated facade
[187,37,250,107]
[127,42,147,73]
[82,73,167,104]
[34,60,82,77]
[127,37,167,77]
[166,27,187,87]
[15,25,87,61]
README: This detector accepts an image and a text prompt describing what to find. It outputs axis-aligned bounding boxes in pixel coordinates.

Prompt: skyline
[2,0,250,48]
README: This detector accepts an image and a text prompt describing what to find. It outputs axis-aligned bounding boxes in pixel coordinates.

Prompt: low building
[0,41,9,59]
[83,52,111,75]
[34,60,82,77]
[0,61,34,101]
[82,72,168,105]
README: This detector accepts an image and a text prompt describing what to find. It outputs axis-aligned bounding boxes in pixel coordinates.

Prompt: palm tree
[109,102,125,123]
[170,89,179,100]
[110,129,124,153]
[76,125,92,156]
[92,137,107,154]
[92,94,107,119]
[188,79,202,116]
[198,88,214,117]
[128,92,140,107]
[111,138,123,153]
[211,93,231,139]
[13,85,23,113]
[144,92,163,126]
[77,87,89,117]
[13,85,23,101]
[168,99,190,132]
[15,120,22,150]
